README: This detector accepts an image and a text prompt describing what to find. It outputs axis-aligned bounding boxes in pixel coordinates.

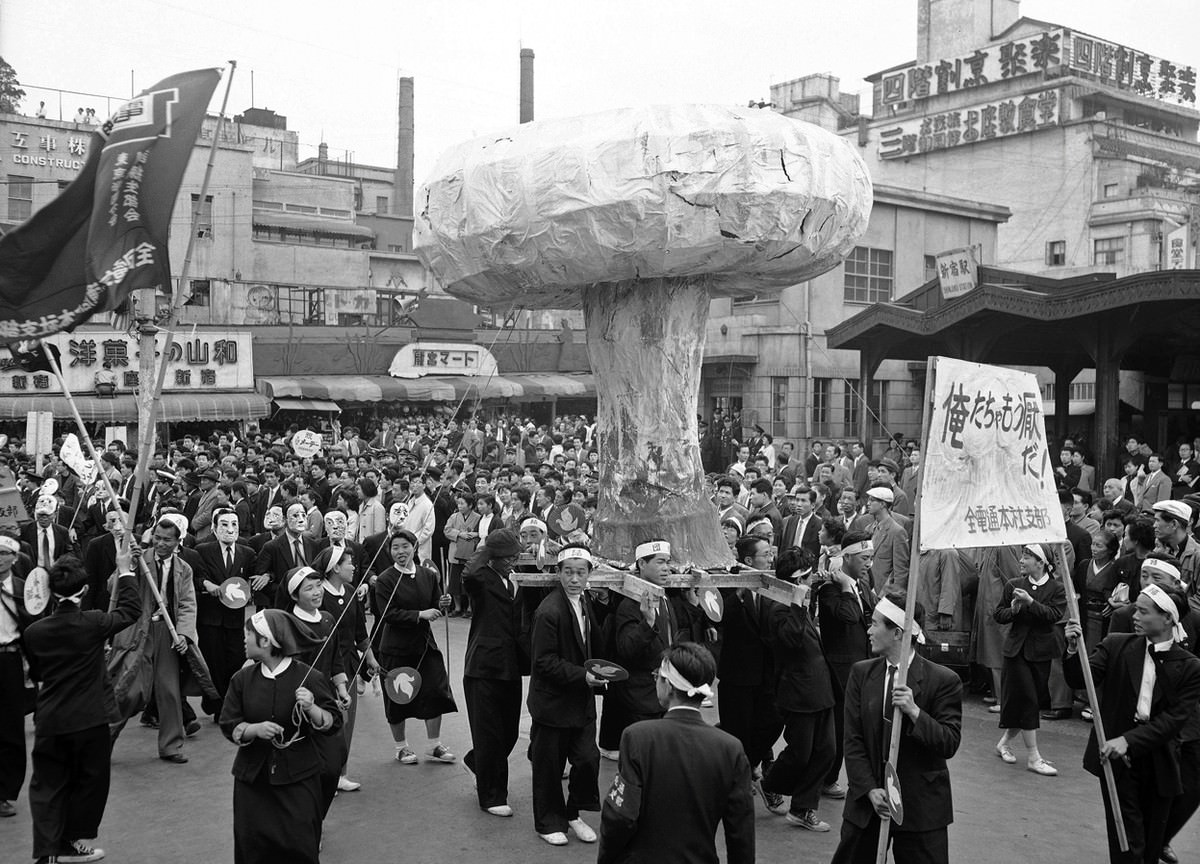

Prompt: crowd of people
[1,412,1200,862]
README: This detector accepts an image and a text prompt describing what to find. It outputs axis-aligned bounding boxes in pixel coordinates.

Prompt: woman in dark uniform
[993,543,1065,777]
[220,609,341,864]
[371,529,457,765]
[1076,529,1120,646]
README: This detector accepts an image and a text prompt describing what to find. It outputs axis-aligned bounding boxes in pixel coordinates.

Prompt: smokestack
[520,48,534,124]
[395,77,415,218]
[317,141,328,174]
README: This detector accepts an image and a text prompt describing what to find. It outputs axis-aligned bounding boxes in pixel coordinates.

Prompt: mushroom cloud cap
[414,104,873,309]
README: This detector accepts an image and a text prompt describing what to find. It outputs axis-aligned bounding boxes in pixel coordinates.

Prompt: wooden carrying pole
[875,357,935,863]
[1053,543,1129,851]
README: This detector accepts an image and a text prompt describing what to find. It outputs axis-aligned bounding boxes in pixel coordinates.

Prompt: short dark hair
[881,592,926,635]
[48,555,88,597]
[154,519,182,539]
[1127,518,1156,552]
[821,518,845,546]
[735,534,770,564]
[661,642,716,702]
[776,547,816,581]
[751,478,773,496]
[715,476,739,494]
[1096,528,1120,559]
[1071,487,1093,507]
[842,529,871,548]
[359,477,378,499]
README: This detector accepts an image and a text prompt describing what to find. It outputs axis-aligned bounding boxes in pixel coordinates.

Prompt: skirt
[380,645,458,723]
[233,770,322,864]
[999,655,1051,730]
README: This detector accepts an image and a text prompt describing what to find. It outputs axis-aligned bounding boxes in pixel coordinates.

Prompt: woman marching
[993,543,1065,777]
[219,609,342,864]
[371,529,458,765]
[312,545,380,793]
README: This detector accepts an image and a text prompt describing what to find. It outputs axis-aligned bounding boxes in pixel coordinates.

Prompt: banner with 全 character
[919,356,1066,551]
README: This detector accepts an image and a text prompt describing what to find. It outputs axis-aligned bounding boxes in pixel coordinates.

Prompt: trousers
[529,721,601,834]
[0,651,27,800]
[830,815,949,864]
[463,676,522,808]
[29,724,112,858]
[762,707,835,812]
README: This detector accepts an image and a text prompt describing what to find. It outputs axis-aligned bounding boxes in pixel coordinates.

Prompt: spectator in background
[1173,442,1200,500]
[1073,449,1096,494]
[1142,453,1173,509]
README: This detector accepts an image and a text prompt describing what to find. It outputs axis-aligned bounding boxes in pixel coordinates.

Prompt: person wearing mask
[194,509,256,716]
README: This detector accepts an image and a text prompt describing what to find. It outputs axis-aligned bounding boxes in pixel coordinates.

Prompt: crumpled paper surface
[414,104,873,308]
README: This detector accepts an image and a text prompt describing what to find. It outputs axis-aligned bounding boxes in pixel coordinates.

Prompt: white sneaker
[57,839,105,862]
[1027,758,1058,776]
[337,776,361,792]
[486,804,514,817]
[599,748,619,761]
[568,818,597,843]
[539,832,568,846]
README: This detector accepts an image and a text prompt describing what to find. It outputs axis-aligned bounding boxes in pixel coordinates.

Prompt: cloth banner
[0,68,221,340]
[920,356,1066,551]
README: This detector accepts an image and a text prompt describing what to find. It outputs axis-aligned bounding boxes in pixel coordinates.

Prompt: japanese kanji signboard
[935,246,980,299]
[920,357,1066,551]
[880,89,1061,160]
[389,342,500,379]
[0,330,253,396]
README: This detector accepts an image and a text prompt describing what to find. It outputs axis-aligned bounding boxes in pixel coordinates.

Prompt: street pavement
[3,617,1198,863]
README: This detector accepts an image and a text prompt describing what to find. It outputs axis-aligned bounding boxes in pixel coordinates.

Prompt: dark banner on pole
[0,67,221,341]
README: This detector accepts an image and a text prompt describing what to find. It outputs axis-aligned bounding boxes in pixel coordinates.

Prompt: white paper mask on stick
[214,511,240,544]
[263,506,284,530]
[286,503,308,534]
[324,511,347,540]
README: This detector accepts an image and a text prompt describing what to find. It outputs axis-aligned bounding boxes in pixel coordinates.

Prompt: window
[1046,240,1066,266]
[387,243,406,253]
[7,175,32,221]
[842,378,860,431]
[732,294,775,307]
[874,380,889,429]
[191,194,213,238]
[812,378,830,437]
[771,377,788,427]
[1094,237,1125,267]
[1103,183,1120,198]
[286,203,318,214]
[189,279,211,307]
[376,195,389,213]
[924,255,938,283]
[843,246,894,304]
[276,285,323,324]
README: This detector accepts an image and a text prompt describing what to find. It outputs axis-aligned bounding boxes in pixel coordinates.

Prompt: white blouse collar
[259,657,293,679]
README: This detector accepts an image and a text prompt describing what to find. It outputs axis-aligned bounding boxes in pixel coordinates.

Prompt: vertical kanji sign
[920,356,1066,550]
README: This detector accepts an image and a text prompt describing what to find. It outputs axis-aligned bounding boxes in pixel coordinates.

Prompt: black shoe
[185,720,202,737]
[159,753,188,764]
[139,715,159,729]
[0,800,14,817]
[1040,708,1072,721]
[1161,844,1178,864]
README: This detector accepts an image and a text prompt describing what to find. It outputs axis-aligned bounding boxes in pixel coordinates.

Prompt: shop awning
[273,397,342,413]
[0,393,271,423]
[257,373,595,403]
[251,212,374,239]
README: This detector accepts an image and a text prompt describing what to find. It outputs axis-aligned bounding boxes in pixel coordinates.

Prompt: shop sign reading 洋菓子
[875,28,1195,111]
[0,331,254,396]
[879,89,1061,160]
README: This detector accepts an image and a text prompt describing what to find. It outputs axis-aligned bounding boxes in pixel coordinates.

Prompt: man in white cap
[1152,500,1200,594]
[598,642,754,864]
[866,483,909,595]
[831,593,963,864]
[1066,582,1200,864]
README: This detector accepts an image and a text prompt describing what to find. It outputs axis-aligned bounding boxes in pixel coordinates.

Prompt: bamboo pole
[875,356,935,864]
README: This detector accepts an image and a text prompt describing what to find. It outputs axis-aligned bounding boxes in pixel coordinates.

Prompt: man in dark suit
[20,496,76,570]
[0,535,34,818]
[760,547,837,832]
[598,641,754,864]
[816,531,877,798]
[1065,584,1200,864]
[194,509,255,714]
[252,467,285,535]
[527,545,605,846]
[462,529,534,817]
[718,536,784,792]
[780,487,821,557]
[82,507,125,612]
[746,479,783,541]
[254,502,319,608]
[23,550,141,861]
[831,594,963,864]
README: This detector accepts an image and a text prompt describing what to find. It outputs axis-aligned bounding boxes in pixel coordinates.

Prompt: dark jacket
[528,585,599,728]
[19,521,76,567]
[194,540,256,628]
[842,653,962,832]
[767,596,834,713]
[462,559,533,680]
[255,532,319,606]
[613,594,688,716]
[779,512,821,557]
[598,709,754,864]
[995,575,1066,661]
[816,577,875,667]
[716,589,773,689]
[1065,634,1200,797]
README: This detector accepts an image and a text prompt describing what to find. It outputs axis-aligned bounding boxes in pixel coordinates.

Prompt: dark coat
[766,597,834,713]
[194,540,256,628]
[1065,634,1200,797]
[841,654,963,832]
[716,589,773,689]
[19,521,76,567]
[779,512,821,557]
[81,532,118,611]
[613,595,687,716]
[462,559,533,680]
[528,585,599,728]
[816,578,875,667]
[598,709,754,864]
[995,575,1066,661]
[255,532,320,606]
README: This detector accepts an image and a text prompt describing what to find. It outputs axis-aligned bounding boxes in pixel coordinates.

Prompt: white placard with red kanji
[920,356,1067,551]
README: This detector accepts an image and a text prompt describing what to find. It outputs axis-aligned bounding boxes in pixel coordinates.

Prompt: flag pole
[875,356,935,864]
[125,61,237,536]
[1054,542,1129,851]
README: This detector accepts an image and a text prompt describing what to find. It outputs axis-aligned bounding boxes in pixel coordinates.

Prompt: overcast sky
[1,1,1194,184]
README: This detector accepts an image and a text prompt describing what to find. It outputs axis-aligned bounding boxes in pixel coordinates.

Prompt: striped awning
[257,373,594,403]
[273,397,342,413]
[0,393,271,422]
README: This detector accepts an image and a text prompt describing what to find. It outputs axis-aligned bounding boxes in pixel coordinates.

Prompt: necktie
[883,664,897,721]
[1136,646,1157,722]
[40,529,50,567]
[225,546,233,571]
[294,539,305,565]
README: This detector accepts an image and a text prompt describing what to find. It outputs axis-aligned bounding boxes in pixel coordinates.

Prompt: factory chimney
[395,76,415,217]
[520,48,534,124]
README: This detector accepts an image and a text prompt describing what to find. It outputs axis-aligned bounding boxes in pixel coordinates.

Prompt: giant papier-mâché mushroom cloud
[415,105,872,568]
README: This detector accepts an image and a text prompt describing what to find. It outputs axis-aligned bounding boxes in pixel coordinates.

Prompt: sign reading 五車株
[919,357,1067,551]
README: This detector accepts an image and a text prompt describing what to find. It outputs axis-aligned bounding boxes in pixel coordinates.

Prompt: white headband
[250,611,280,648]
[635,540,671,560]
[1141,583,1187,643]
[658,656,713,699]
[1142,558,1183,585]
[323,545,346,575]
[876,596,926,645]
[557,547,594,566]
[288,566,319,596]
[521,517,548,534]
[843,539,873,557]
[0,536,18,554]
